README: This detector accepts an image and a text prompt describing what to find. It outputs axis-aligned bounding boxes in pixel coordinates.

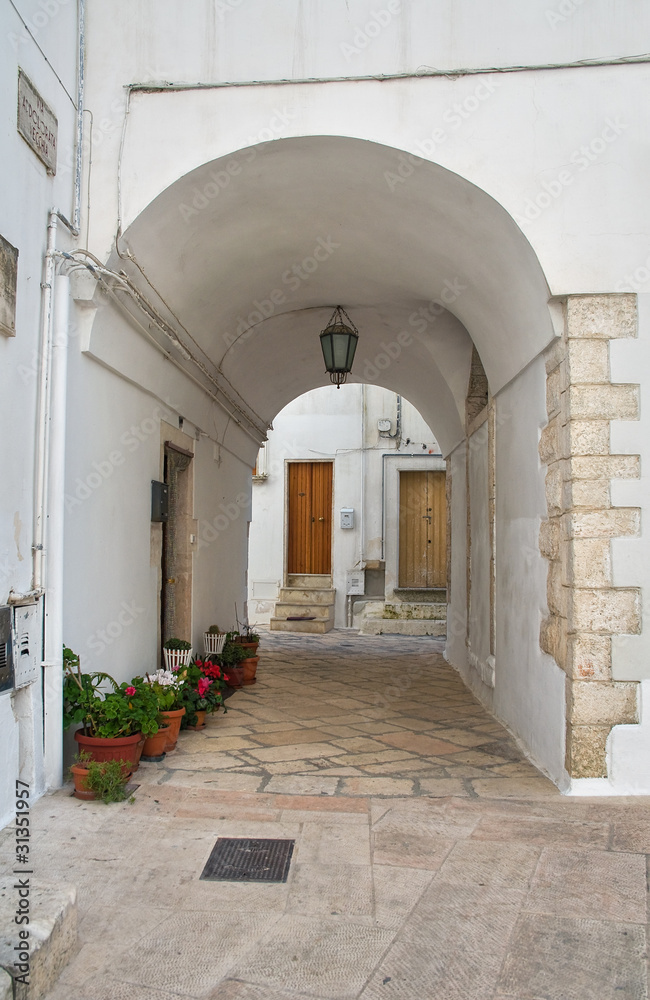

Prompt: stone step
[382,602,447,620]
[0,877,77,1000]
[361,602,447,621]
[358,619,446,636]
[270,616,334,633]
[278,588,336,605]
[286,574,332,589]
[393,588,447,604]
[274,602,333,619]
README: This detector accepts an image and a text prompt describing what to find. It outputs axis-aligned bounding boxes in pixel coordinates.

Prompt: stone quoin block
[566,294,637,339]
[567,538,612,588]
[569,680,638,726]
[545,336,566,375]
[546,367,563,417]
[570,588,641,634]
[545,466,563,515]
[562,479,610,510]
[567,633,612,680]
[566,338,610,383]
[547,560,568,618]
[569,454,640,481]
[540,614,567,670]
[539,416,563,465]
[567,724,610,777]
[565,420,610,457]
[539,518,560,560]
[568,508,640,539]
[567,383,639,421]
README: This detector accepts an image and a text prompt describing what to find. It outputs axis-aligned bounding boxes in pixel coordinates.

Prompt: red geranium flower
[125,686,136,696]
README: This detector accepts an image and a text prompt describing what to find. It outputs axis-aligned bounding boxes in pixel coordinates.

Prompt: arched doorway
[68,136,640,792]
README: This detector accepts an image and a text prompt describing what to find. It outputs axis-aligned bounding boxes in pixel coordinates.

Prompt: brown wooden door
[287,462,333,574]
[399,470,446,588]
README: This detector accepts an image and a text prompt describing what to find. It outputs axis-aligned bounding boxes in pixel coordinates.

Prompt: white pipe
[43,273,70,789]
[73,0,85,233]
[32,213,58,592]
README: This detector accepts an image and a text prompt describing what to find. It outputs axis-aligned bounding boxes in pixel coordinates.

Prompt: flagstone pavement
[2,629,650,999]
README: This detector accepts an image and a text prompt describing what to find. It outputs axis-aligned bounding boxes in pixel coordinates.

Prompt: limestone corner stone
[567,633,611,680]
[566,294,637,339]
[569,680,638,726]
[566,724,609,777]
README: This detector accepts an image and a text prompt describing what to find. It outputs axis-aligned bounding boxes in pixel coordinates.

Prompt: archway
[71,135,574,788]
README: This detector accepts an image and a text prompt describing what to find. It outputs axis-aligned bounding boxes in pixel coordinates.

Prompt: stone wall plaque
[0,234,19,338]
[17,69,57,174]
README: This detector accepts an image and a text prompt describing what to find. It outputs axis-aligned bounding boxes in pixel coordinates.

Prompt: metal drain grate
[200,838,295,882]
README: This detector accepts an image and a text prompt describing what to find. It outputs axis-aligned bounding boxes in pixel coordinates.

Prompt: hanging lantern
[319,306,359,388]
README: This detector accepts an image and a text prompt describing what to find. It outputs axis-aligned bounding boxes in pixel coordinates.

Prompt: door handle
[318,517,325,521]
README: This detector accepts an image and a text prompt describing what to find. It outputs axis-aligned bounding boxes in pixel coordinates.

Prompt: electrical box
[0,607,14,694]
[378,418,392,433]
[151,480,169,522]
[347,571,365,595]
[13,604,41,689]
[340,507,354,529]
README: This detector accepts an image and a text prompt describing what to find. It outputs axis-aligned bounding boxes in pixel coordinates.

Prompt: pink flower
[197,677,211,698]
[125,686,136,696]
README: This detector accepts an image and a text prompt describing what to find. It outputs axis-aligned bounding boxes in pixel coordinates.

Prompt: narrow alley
[2,632,646,1000]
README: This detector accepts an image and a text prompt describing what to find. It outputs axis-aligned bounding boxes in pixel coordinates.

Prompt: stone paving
[1,630,649,999]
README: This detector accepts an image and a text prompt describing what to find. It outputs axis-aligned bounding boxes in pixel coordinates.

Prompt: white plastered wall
[0,1,78,822]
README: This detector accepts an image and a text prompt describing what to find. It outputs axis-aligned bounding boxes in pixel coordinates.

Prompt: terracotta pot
[74,731,142,776]
[241,656,259,686]
[141,724,171,760]
[186,709,206,731]
[160,708,186,750]
[225,664,244,688]
[131,736,145,773]
[70,764,94,800]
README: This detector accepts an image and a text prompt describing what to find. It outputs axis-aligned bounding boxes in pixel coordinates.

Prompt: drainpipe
[32,213,59,596]
[42,272,70,789]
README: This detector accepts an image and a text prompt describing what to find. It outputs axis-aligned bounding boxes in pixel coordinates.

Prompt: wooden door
[399,470,446,588]
[287,462,333,574]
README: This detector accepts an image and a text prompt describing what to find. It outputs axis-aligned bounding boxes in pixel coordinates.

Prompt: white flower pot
[204,633,226,656]
[163,648,192,670]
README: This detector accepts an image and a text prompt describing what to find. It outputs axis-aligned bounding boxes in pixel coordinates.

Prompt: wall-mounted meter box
[347,571,365,595]
[13,604,41,689]
[0,606,14,694]
[340,507,354,529]
[378,419,392,433]
[151,480,169,522]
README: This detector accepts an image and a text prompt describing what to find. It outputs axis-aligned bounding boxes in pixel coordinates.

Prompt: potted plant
[63,648,160,774]
[203,624,226,657]
[144,668,186,750]
[238,626,261,657]
[69,750,131,803]
[181,657,227,728]
[163,637,192,671]
[218,639,248,689]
